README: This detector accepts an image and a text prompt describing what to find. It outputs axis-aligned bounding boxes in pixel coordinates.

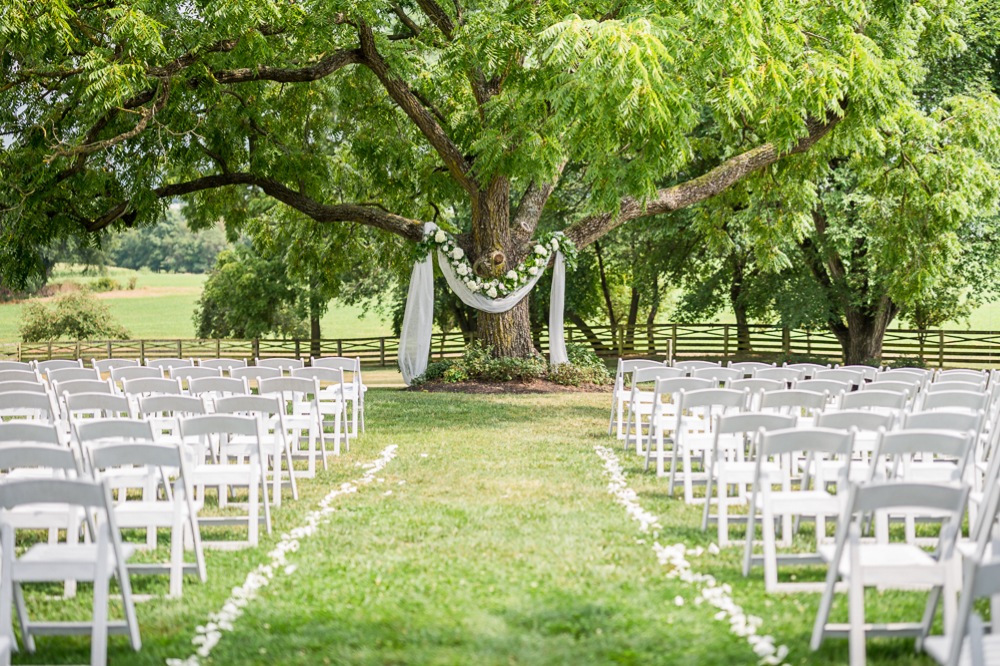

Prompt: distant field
[4,265,1000,344]
[0,266,395,343]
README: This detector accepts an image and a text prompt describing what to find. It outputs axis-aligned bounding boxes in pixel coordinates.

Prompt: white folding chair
[0,381,47,395]
[230,366,282,391]
[310,356,368,437]
[839,389,909,415]
[674,360,721,374]
[258,377,326,477]
[730,362,776,378]
[0,478,141,666]
[0,370,41,384]
[622,367,688,453]
[754,367,805,383]
[169,366,223,385]
[691,366,742,383]
[920,391,990,413]
[930,381,988,395]
[665,388,747,501]
[122,377,183,397]
[816,410,896,482]
[0,361,31,371]
[0,391,60,425]
[794,379,852,399]
[760,388,828,427]
[810,481,969,666]
[85,425,206,597]
[213,395,297,506]
[731,379,785,409]
[187,376,250,402]
[837,365,879,381]
[701,412,796,546]
[924,554,1000,666]
[937,369,989,384]
[742,427,856,592]
[136,394,209,450]
[815,368,866,388]
[292,367,349,454]
[65,393,134,425]
[876,370,926,389]
[46,367,100,384]
[786,362,832,379]
[177,415,272,549]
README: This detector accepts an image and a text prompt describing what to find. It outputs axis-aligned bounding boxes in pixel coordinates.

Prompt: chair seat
[767,490,841,514]
[114,501,191,526]
[713,461,780,484]
[818,543,943,584]
[924,633,1000,666]
[15,543,136,582]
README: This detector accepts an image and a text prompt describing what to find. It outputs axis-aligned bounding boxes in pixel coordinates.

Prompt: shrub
[883,355,929,370]
[19,291,131,342]
[549,343,613,386]
[85,276,122,293]
[412,342,610,386]
[127,277,137,290]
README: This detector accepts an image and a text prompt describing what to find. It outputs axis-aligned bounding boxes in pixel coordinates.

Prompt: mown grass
[10,391,945,665]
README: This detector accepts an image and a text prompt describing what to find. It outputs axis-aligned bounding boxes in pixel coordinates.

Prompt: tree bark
[729,257,752,353]
[594,242,617,329]
[309,280,322,358]
[646,273,659,354]
[567,310,612,356]
[625,285,640,354]
[473,178,537,358]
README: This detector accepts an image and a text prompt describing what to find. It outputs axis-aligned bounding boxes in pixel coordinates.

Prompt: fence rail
[3,323,1000,368]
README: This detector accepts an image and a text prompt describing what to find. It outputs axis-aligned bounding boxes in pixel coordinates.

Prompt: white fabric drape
[397,222,569,385]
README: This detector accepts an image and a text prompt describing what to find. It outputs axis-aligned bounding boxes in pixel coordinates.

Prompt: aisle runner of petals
[593,445,790,666]
[166,444,399,666]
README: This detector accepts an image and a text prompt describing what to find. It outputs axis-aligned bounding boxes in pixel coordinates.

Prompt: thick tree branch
[212,49,364,84]
[355,18,477,193]
[413,0,456,39]
[511,161,568,247]
[390,2,423,35]
[563,105,847,249]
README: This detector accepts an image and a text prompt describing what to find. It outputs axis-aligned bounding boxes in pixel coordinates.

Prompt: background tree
[20,291,130,342]
[1,0,952,358]
[111,204,227,273]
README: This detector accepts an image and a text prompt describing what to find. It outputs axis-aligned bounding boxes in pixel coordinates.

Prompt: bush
[549,343,613,386]
[127,277,137,290]
[85,276,122,293]
[883,355,929,370]
[412,342,611,386]
[20,291,130,342]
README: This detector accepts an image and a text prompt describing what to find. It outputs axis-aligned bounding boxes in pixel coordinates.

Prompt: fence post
[252,338,259,360]
[806,330,811,355]
[75,340,80,359]
[177,340,182,358]
[17,342,21,363]
[140,340,145,365]
[380,338,386,366]
[295,340,301,360]
[782,327,791,354]
[671,324,678,360]
[938,330,945,368]
[617,326,623,357]
[337,339,343,356]
[724,324,729,357]
[47,341,52,360]
[216,339,221,357]
[106,340,112,359]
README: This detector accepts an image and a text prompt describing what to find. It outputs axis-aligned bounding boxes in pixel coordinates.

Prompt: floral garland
[418,229,578,300]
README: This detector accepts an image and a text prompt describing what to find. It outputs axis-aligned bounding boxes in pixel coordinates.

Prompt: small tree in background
[20,291,130,342]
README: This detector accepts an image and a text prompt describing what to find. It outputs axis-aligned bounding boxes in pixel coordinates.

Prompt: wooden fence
[3,323,1000,368]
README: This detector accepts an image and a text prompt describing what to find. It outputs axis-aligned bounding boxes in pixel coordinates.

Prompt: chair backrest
[784,362,831,379]
[198,358,248,372]
[860,380,914,395]
[0,444,80,473]
[676,388,747,412]
[730,378,785,394]
[111,365,163,382]
[0,361,31,371]
[631,366,684,386]
[938,369,987,382]
[927,380,986,394]
[760,389,827,411]
[169,366,223,381]
[673,360,721,373]
[75,418,157,446]
[793,379,851,396]
[729,362,775,377]
[839,389,908,412]
[258,376,320,399]
[758,427,856,457]
[137,394,208,417]
[89,441,182,472]
[310,356,359,372]
[187,376,249,397]
[213,394,284,417]
[52,378,114,396]
[291,367,346,385]
[0,421,62,446]
[178,413,259,438]
[255,357,304,372]
[651,377,714,402]
[122,377,182,396]
[231,366,282,382]
[0,391,59,421]
[836,364,879,381]
[814,368,865,385]
[0,380,47,394]
[816,409,894,433]
[145,357,193,371]
[91,358,138,373]
[715,412,796,435]
[875,370,924,385]
[65,392,133,419]
[947,556,1000,666]
[34,359,83,373]
[920,390,989,413]
[691,366,742,382]
[902,409,984,435]
[46,367,100,383]
[753,367,804,382]
[872,428,975,480]
[0,369,40,383]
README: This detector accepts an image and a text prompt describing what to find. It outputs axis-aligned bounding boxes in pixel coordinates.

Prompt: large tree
[0,0,963,356]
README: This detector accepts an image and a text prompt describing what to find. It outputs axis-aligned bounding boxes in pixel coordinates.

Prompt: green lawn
[11,391,941,665]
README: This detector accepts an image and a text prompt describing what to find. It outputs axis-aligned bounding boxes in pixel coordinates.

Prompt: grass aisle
[16,391,938,664]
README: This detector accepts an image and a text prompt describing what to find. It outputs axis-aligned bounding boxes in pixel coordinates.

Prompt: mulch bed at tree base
[403,379,612,394]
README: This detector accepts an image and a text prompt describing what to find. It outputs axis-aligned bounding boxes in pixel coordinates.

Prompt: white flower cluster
[428,230,567,300]
[593,445,790,666]
[166,444,399,666]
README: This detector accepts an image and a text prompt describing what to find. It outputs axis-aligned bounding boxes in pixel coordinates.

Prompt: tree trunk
[729,257,752,353]
[568,310,612,356]
[594,241,617,330]
[473,177,538,358]
[309,280,322,358]
[837,297,898,365]
[624,285,640,354]
[646,273,659,355]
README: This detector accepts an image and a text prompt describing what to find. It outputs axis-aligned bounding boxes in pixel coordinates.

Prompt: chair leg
[743,486,758,578]
[249,468,259,546]
[701,465,715,533]
[762,497,779,592]
[717,467,729,547]
[12,584,32,653]
[848,525,866,666]
[169,510,184,598]
[91,531,110,666]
